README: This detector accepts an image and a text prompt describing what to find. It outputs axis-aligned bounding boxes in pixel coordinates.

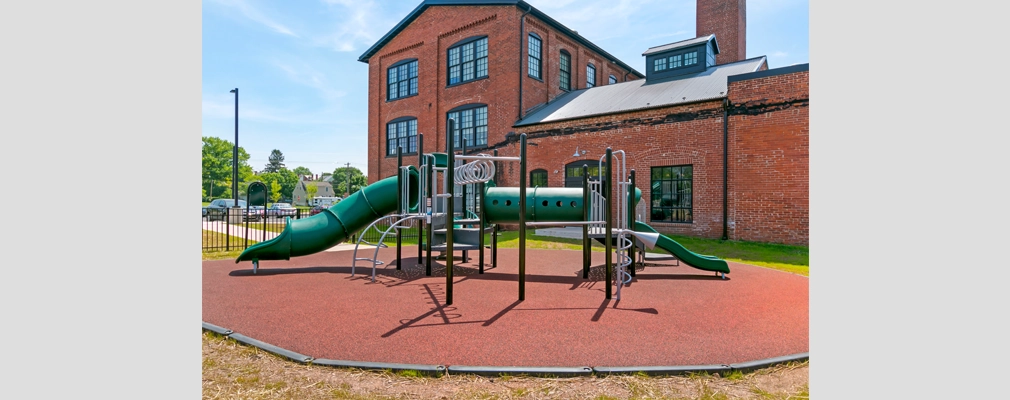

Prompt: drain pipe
[722,98,729,241]
[518,3,532,120]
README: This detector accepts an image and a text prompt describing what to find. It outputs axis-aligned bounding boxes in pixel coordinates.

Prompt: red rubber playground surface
[203,247,808,368]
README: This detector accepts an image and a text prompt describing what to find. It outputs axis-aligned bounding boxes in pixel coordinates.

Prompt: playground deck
[202,247,808,368]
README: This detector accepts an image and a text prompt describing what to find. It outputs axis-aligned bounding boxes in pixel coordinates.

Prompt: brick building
[359,0,809,245]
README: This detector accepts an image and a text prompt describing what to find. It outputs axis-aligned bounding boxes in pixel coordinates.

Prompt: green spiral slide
[235,167,419,263]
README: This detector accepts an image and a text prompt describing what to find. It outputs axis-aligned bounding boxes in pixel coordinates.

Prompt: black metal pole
[582,164,589,279]
[418,133,424,268]
[479,180,485,273]
[491,149,498,269]
[519,134,527,301]
[426,151,433,276]
[628,169,636,277]
[446,118,455,306]
[396,147,403,270]
[605,147,613,299]
[231,88,238,209]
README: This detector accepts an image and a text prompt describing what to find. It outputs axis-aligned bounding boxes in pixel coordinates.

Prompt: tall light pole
[230,88,239,208]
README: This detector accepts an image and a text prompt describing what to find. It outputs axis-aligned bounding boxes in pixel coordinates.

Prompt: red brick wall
[727,69,809,245]
[512,101,727,239]
[367,5,638,184]
[696,0,746,65]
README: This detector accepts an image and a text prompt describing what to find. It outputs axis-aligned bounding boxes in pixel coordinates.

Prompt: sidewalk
[201,220,376,252]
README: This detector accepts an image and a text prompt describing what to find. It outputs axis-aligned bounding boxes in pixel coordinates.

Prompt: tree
[269,180,282,203]
[293,166,312,178]
[331,166,368,196]
[263,149,285,173]
[258,169,299,202]
[306,182,318,202]
[202,136,252,201]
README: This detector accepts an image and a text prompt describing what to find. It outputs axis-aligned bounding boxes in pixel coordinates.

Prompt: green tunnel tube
[483,187,641,224]
[235,166,419,263]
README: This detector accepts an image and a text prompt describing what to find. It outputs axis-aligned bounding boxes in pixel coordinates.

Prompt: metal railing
[201,208,420,252]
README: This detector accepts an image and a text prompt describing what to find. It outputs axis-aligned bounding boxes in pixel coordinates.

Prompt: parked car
[244,205,266,222]
[309,205,326,216]
[204,199,247,221]
[267,203,297,218]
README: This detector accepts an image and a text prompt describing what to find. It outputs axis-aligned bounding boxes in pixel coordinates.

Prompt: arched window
[530,169,548,187]
[528,33,542,79]
[559,50,571,91]
[447,104,488,148]
[586,63,596,88]
[448,36,488,85]
[564,160,607,188]
[386,117,417,156]
[609,74,617,84]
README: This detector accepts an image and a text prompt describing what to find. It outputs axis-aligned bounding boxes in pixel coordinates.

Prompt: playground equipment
[236,119,729,304]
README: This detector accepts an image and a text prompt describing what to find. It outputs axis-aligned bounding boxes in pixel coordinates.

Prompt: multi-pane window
[528,33,542,79]
[386,118,417,156]
[448,37,488,85]
[387,59,417,101]
[447,105,488,148]
[586,64,596,88]
[650,165,693,223]
[559,51,571,91]
[564,161,607,188]
[609,74,617,84]
[668,54,683,69]
[684,51,698,66]
[654,57,667,71]
[530,169,548,187]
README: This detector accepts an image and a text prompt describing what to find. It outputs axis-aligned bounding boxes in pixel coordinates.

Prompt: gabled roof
[643,34,719,56]
[515,56,766,127]
[357,0,644,79]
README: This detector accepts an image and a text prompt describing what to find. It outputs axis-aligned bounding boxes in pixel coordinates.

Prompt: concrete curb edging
[226,332,314,364]
[203,322,807,377]
[312,359,445,376]
[729,352,809,373]
[447,365,593,377]
[593,364,731,376]
[202,322,233,336]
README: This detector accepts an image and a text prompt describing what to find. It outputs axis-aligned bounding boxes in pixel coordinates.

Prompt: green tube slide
[483,187,641,223]
[633,221,730,274]
[235,167,419,263]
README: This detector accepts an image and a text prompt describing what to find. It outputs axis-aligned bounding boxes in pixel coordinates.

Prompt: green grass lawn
[204,225,808,276]
[202,230,257,260]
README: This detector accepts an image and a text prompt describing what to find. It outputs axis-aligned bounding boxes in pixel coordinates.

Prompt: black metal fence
[201,209,421,252]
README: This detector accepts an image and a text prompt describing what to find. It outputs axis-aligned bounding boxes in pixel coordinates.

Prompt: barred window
[560,50,571,91]
[448,37,488,85]
[447,105,488,148]
[650,165,693,223]
[386,118,417,156]
[528,33,542,79]
[387,59,418,101]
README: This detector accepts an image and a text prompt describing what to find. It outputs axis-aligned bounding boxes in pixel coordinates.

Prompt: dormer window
[642,34,719,83]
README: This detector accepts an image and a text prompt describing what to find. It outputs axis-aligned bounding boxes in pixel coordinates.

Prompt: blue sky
[202,0,808,177]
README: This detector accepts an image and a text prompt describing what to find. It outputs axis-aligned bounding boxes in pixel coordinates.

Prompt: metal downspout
[722,98,729,241]
[518,4,532,120]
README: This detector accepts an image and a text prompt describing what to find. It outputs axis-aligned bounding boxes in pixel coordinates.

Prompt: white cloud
[272,60,348,101]
[312,0,388,53]
[209,0,299,37]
